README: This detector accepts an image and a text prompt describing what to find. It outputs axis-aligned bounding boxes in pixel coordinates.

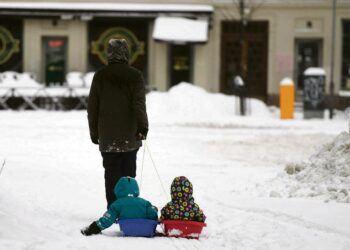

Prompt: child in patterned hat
[160,176,206,222]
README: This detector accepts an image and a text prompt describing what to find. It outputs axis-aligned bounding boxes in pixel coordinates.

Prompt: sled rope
[0,159,6,177]
[144,140,168,199]
[139,140,147,190]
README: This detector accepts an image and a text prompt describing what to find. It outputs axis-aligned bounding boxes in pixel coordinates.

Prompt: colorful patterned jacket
[160,176,206,222]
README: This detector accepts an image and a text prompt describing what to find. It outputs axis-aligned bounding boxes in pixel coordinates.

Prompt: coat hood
[114,176,140,198]
[107,38,129,65]
[170,176,193,202]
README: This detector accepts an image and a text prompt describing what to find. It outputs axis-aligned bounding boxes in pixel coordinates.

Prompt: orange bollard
[280,78,294,119]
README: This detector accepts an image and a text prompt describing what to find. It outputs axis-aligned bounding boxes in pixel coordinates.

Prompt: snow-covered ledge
[153,16,209,43]
[0,2,214,13]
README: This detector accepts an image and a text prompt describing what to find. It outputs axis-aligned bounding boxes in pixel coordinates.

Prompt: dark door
[220,21,268,101]
[342,20,350,90]
[43,37,67,85]
[170,44,192,87]
[295,39,322,90]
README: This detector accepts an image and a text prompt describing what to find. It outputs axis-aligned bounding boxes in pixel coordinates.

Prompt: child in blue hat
[81,176,158,236]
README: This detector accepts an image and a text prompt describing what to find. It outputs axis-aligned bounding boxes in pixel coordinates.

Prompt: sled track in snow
[226,203,350,239]
[158,122,303,130]
[168,237,202,250]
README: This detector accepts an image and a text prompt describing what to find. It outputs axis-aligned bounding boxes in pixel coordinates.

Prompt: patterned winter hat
[170,176,193,201]
[107,38,129,64]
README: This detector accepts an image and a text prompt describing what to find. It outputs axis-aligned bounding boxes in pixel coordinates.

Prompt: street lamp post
[238,0,248,116]
[329,0,337,119]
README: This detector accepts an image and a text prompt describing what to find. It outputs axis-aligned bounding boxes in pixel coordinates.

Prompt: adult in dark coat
[87,38,148,208]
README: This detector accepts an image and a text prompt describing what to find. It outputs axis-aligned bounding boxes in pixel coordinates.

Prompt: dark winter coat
[96,177,158,230]
[87,41,148,152]
[160,176,206,222]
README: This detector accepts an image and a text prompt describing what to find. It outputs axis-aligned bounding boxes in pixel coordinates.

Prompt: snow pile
[168,229,182,236]
[271,131,350,203]
[65,71,95,88]
[65,72,84,87]
[147,82,272,125]
[83,72,95,87]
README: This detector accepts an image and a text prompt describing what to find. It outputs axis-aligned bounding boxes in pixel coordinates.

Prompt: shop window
[42,37,67,86]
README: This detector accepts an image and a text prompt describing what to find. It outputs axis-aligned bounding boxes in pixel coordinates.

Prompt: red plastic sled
[161,220,207,239]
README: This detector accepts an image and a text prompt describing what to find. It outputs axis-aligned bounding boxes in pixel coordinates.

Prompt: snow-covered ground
[0,84,349,250]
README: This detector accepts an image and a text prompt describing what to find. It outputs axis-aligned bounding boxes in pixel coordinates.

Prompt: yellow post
[280,78,294,119]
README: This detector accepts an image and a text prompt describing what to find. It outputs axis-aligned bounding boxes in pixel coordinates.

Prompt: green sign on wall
[0,26,20,65]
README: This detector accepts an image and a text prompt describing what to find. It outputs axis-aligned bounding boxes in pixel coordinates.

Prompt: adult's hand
[136,128,148,141]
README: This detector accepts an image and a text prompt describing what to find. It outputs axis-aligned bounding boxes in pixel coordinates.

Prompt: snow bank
[270,131,350,203]
[83,72,94,87]
[280,77,294,86]
[304,67,326,76]
[147,82,272,125]
[0,72,41,87]
[66,72,84,87]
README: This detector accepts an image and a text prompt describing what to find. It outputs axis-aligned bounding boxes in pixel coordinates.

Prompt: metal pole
[239,0,244,20]
[329,0,337,119]
[239,0,246,116]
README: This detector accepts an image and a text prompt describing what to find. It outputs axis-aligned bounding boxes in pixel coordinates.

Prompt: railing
[0,87,89,110]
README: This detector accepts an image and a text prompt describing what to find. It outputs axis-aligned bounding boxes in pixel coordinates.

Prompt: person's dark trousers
[101,149,138,209]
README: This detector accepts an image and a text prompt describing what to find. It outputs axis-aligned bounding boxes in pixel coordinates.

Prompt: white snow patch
[168,229,183,236]
[83,72,95,88]
[0,2,214,12]
[280,77,294,86]
[0,71,41,87]
[304,67,326,76]
[66,72,84,87]
[188,233,200,238]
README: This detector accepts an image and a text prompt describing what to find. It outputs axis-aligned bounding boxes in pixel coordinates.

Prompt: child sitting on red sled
[160,176,206,222]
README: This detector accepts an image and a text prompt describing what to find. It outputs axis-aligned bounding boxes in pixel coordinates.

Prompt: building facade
[0,0,350,107]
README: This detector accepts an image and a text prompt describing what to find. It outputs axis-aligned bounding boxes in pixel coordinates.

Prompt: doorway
[42,37,67,85]
[169,44,192,87]
[342,20,350,90]
[220,21,269,101]
[294,39,323,90]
